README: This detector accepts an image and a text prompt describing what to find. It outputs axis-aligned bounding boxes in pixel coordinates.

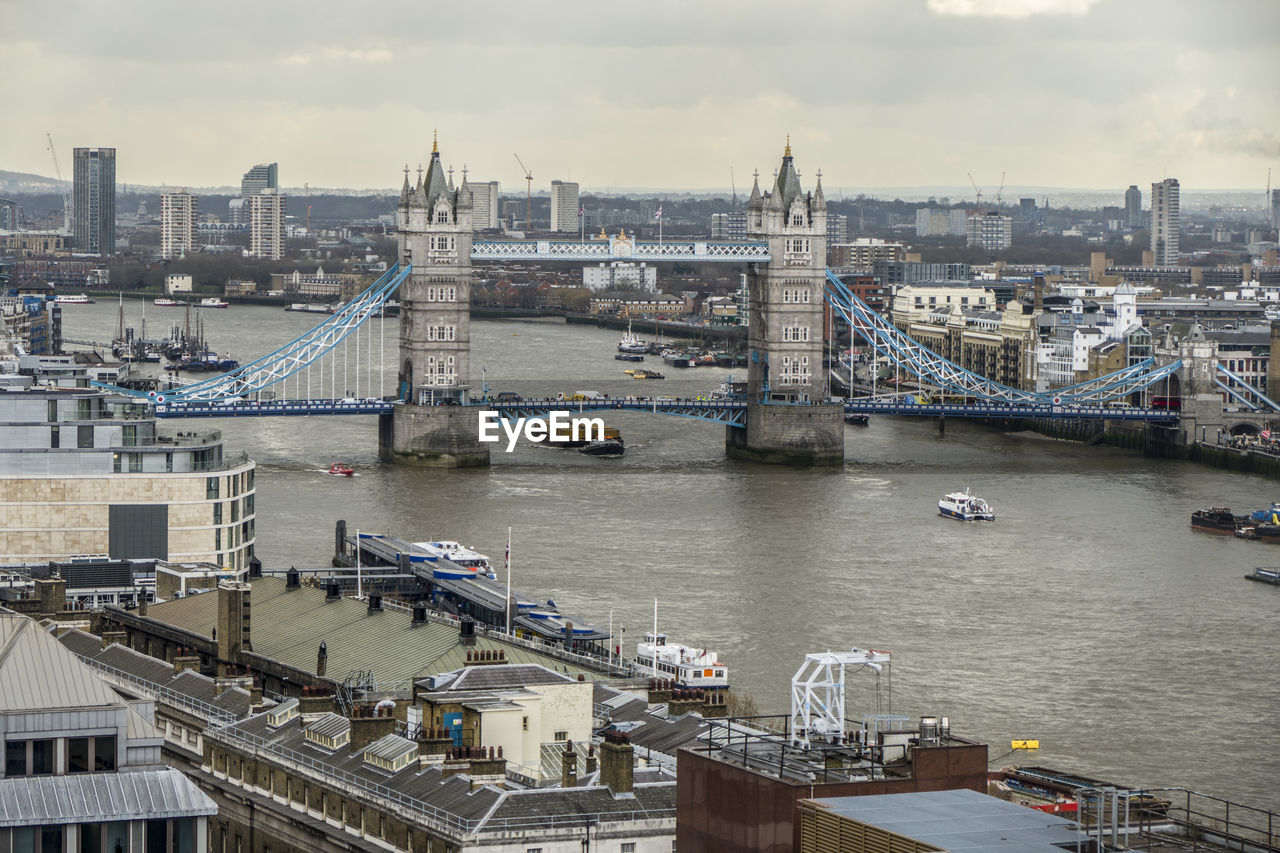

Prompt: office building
[1151,178,1180,266]
[72,147,115,254]
[1125,184,1143,228]
[160,191,198,259]
[830,238,905,269]
[711,211,747,239]
[240,162,278,198]
[0,198,17,230]
[248,190,285,260]
[827,213,848,244]
[915,207,968,237]
[549,180,579,232]
[966,212,1013,252]
[1019,197,1037,220]
[582,261,657,291]
[468,180,500,230]
[1271,188,1280,229]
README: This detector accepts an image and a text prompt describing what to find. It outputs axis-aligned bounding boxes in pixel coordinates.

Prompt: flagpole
[505,526,512,635]
[355,528,362,600]
[652,598,659,678]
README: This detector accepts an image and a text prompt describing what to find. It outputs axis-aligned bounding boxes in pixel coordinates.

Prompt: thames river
[63,300,1280,812]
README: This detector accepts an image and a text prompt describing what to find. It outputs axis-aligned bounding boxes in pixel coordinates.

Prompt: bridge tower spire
[727,141,844,465]
[380,136,489,466]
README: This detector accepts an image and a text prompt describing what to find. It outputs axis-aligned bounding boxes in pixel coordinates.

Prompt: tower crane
[995,171,1006,207]
[46,133,71,233]
[967,173,983,210]
[730,166,737,207]
[514,154,532,231]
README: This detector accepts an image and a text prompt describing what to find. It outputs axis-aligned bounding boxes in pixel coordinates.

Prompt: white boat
[617,316,648,353]
[634,631,728,689]
[54,294,93,304]
[199,297,229,308]
[411,540,498,580]
[938,488,995,521]
[154,298,181,307]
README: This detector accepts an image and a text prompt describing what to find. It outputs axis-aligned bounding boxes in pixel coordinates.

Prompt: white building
[915,208,969,237]
[582,261,657,292]
[549,180,579,233]
[469,180,500,230]
[165,273,193,294]
[1151,178,1180,266]
[160,191,197,260]
[893,283,995,315]
[248,190,286,260]
[966,212,1013,251]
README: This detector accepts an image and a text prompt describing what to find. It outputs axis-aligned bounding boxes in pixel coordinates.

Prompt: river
[60,299,1280,812]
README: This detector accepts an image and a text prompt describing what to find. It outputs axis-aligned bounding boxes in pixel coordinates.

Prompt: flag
[653,206,662,221]
[504,539,510,571]
[1263,430,1272,440]
[578,206,584,217]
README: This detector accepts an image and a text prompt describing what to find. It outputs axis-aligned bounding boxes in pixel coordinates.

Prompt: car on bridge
[494,391,522,402]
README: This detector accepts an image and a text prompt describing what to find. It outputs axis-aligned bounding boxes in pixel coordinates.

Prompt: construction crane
[995,171,1006,207]
[46,133,71,233]
[730,166,737,207]
[967,173,983,209]
[514,154,532,231]
[305,182,311,234]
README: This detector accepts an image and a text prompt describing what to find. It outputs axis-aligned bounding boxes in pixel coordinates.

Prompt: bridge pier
[726,402,844,465]
[379,406,489,467]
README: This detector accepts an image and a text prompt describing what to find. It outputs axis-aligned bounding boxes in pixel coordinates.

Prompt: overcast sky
[2,0,1276,193]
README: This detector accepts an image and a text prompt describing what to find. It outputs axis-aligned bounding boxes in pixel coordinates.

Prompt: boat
[54,294,93,304]
[285,303,336,314]
[624,369,664,379]
[327,462,355,477]
[661,350,691,368]
[844,413,870,426]
[990,766,1169,818]
[615,353,645,362]
[1190,507,1242,533]
[579,427,624,457]
[199,297,230,309]
[1245,567,1280,584]
[411,540,497,580]
[938,488,995,521]
[1247,502,1280,524]
[634,631,728,689]
[154,298,181,307]
[617,315,648,353]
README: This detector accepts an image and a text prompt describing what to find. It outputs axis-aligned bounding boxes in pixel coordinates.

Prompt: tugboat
[1190,506,1242,534]
[938,488,995,521]
[579,427,624,457]
[327,462,355,476]
[617,315,648,354]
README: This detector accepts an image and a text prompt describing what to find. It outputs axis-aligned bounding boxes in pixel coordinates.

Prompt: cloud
[927,0,1103,17]
[280,46,392,65]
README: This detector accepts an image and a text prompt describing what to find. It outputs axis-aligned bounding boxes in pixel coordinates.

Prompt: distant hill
[0,169,65,195]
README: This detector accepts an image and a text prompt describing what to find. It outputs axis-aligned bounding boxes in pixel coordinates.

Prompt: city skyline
[1,0,1277,194]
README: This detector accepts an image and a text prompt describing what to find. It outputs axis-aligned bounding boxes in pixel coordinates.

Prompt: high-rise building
[469,180,501,230]
[1271,188,1280,229]
[826,213,848,244]
[549,180,580,232]
[1151,178,1180,266]
[160,190,198,259]
[1019,198,1037,221]
[241,162,278,198]
[711,212,747,239]
[1124,185,1143,228]
[966,212,1013,252]
[249,190,286,260]
[72,147,115,254]
[0,197,18,230]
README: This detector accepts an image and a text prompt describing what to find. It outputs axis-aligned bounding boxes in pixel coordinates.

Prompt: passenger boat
[154,298,181,307]
[634,631,728,689]
[844,413,870,426]
[411,541,497,580]
[579,427,624,457]
[615,353,645,362]
[199,297,230,309]
[1245,567,1280,584]
[54,293,93,304]
[1190,507,1242,533]
[327,462,355,476]
[939,488,995,521]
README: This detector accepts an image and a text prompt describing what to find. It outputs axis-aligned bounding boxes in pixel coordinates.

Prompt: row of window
[780,289,812,304]
[424,286,458,302]
[426,325,457,342]
[4,736,116,777]
[206,470,254,501]
[11,818,196,853]
[782,326,811,342]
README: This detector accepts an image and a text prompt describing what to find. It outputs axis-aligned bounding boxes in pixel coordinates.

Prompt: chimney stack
[325,580,340,601]
[285,567,300,590]
[599,730,634,795]
[459,616,477,646]
[316,641,327,677]
[367,592,383,612]
[561,740,577,788]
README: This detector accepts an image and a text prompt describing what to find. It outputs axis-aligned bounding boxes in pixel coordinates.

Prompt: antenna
[514,154,532,231]
[46,133,71,233]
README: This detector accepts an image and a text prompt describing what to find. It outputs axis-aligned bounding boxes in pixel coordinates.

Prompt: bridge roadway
[152,396,1180,424]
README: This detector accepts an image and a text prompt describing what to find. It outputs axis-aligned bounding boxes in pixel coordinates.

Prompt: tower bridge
[96,138,1280,465]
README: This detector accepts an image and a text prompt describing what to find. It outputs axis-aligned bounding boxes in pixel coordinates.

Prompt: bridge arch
[1228,422,1263,436]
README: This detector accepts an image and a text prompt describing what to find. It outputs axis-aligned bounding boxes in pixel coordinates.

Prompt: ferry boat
[1190,506,1241,534]
[1245,567,1280,585]
[411,541,497,580]
[634,631,728,689]
[54,294,93,304]
[199,297,230,309]
[327,462,355,476]
[939,488,995,521]
[154,298,181,307]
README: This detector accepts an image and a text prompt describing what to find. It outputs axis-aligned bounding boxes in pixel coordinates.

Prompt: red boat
[328,463,355,476]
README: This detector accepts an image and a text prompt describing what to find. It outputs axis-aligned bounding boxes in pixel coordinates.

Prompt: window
[69,737,91,773]
[622,845,636,853]
[48,400,58,421]
[78,425,94,448]
[122,424,136,446]
[5,739,54,777]
[206,477,219,500]
[128,453,142,473]
[522,717,528,731]
[50,425,60,448]
[554,730,568,742]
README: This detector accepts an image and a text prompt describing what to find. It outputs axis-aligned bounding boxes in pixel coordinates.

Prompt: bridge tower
[379,135,489,467]
[726,141,844,465]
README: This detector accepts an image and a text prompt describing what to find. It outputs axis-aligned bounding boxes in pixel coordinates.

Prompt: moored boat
[54,293,93,304]
[1190,506,1242,534]
[1245,567,1280,584]
[617,315,648,353]
[634,631,728,689]
[615,353,645,362]
[939,488,995,521]
[199,297,230,308]
[154,298,181,307]
[410,540,497,580]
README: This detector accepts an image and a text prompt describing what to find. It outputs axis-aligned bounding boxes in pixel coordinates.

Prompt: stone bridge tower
[726,141,844,465]
[379,135,489,467]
